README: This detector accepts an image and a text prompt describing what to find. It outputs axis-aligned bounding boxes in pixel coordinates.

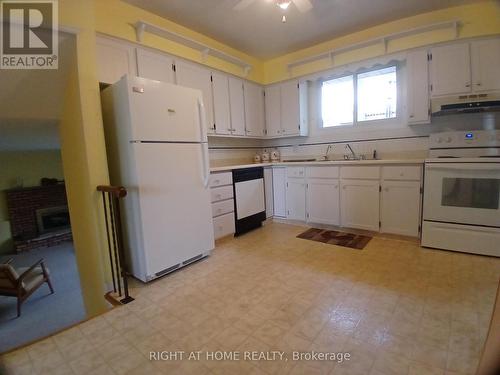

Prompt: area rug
[297,228,372,249]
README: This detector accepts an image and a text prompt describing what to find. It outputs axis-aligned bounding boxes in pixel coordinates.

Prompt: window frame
[319,63,401,129]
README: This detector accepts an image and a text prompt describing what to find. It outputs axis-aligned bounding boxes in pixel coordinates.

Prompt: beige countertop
[210,159,425,172]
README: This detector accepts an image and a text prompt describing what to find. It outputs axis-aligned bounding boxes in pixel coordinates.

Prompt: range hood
[431,93,500,116]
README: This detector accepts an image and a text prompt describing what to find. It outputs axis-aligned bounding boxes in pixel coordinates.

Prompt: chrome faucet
[345,144,357,160]
[324,144,333,160]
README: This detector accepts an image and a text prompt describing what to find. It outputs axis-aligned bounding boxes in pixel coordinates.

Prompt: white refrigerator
[101,75,215,282]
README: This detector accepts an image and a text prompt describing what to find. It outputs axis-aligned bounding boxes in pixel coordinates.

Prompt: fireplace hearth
[6,184,72,252]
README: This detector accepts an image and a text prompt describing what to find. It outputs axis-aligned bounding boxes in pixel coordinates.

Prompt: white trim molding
[287,19,460,73]
[134,20,252,77]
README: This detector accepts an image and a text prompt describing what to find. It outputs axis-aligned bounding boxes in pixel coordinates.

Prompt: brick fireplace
[6,184,72,252]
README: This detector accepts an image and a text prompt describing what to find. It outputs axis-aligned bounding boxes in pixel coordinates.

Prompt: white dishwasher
[233,167,266,235]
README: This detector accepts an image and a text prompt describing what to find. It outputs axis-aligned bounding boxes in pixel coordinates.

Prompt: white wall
[208,136,262,167]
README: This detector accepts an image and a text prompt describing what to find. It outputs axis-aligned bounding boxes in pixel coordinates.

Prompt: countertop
[210,159,425,172]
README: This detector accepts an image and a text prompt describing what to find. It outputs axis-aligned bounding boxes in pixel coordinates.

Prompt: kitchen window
[321,65,398,127]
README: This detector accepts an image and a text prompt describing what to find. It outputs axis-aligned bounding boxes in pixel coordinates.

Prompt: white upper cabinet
[471,39,500,93]
[264,80,308,138]
[429,43,471,97]
[136,48,175,84]
[211,71,232,135]
[243,81,265,137]
[96,37,137,84]
[228,77,246,136]
[175,60,215,134]
[280,80,301,136]
[265,85,282,137]
[406,49,430,124]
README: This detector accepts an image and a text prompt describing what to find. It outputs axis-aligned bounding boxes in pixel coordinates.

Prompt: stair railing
[97,185,134,304]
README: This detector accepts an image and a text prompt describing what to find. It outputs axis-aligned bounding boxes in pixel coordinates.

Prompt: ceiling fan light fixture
[277,0,291,10]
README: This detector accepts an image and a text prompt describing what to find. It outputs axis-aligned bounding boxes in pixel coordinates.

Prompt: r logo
[1,1,58,69]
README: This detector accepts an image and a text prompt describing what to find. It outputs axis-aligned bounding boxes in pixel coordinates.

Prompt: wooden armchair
[0,258,54,317]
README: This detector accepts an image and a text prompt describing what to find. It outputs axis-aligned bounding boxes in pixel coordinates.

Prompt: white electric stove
[422,130,500,257]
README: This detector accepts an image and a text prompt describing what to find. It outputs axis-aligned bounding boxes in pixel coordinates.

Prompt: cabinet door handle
[409,114,414,118]
[476,82,482,86]
[465,83,471,88]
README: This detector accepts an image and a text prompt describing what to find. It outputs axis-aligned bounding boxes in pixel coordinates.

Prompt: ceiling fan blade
[293,0,313,12]
[233,0,256,11]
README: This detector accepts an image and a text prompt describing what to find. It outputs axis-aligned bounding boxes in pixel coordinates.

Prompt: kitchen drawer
[209,172,233,188]
[382,165,422,181]
[306,166,339,179]
[340,166,380,180]
[211,185,233,203]
[287,167,305,178]
[213,212,235,240]
[212,199,234,218]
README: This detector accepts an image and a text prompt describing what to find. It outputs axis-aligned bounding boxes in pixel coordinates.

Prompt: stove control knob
[436,137,443,143]
[445,137,452,143]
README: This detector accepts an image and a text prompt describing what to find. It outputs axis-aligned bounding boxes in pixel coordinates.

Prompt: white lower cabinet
[210,171,235,240]
[306,179,340,225]
[380,181,421,237]
[286,178,306,221]
[270,164,422,237]
[272,167,287,218]
[264,167,274,218]
[213,213,235,240]
[340,179,380,231]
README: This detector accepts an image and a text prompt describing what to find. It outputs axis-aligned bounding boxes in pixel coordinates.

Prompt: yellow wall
[263,1,500,83]
[59,0,110,316]
[0,151,64,254]
[94,0,265,82]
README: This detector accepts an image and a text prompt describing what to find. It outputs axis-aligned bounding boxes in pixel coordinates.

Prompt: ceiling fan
[233,0,313,13]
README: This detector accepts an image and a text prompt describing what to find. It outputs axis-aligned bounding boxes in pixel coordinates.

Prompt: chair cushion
[16,266,49,292]
[0,264,19,289]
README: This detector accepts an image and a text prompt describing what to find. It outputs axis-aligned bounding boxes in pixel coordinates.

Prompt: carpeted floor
[0,242,86,353]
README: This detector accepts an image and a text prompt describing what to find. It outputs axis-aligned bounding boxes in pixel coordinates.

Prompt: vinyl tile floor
[1,221,499,375]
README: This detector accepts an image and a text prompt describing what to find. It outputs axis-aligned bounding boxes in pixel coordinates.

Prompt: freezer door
[126,76,208,143]
[131,142,214,279]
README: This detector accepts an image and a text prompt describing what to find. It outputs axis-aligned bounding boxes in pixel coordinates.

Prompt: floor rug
[297,228,372,249]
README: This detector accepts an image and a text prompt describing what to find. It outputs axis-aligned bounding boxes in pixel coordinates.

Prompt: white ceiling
[122,0,482,59]
[0,33,75,151]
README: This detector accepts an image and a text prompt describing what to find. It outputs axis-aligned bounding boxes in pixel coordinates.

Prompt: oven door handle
[426,164,500,171]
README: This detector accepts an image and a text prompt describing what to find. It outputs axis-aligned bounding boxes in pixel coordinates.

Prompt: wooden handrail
[97,185,127,198]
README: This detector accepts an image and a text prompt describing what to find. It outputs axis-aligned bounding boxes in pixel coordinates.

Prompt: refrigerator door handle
[197,98,207,142]
[201,143,210,188]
